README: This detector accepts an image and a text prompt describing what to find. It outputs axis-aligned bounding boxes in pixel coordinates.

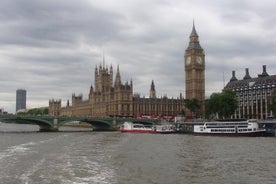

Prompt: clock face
[196,56,202,64]
[186,56,191,65]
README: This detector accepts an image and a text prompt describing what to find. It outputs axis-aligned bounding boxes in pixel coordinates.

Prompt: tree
[205,93,218,119]
[42,108,49,115]
[219,90,238,118]
[205,93,220,119]
[205,90,238,119]
[184,98,200,118]
[17,108,49,116]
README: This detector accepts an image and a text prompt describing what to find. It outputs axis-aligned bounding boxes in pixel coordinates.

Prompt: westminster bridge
[0,115,158,132]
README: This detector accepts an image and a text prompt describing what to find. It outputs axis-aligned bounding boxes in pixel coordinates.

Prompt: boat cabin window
[133,124,144,128]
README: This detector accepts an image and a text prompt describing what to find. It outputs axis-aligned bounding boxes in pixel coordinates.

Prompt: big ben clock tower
[184,22,205,117]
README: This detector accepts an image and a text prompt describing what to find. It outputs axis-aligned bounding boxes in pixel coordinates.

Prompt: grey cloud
[0,0,125,47]
[1,0,276,113]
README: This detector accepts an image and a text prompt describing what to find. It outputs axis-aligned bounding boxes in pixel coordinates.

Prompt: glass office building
[16,89,27,112]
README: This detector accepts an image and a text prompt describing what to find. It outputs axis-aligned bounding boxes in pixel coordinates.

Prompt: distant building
[0,108,8,115]
[16,89,27,112]
[224,65,276,119]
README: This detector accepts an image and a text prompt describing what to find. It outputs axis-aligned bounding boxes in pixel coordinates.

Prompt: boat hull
[193,131,266,136]
[155,130,176,134]
[120,129,156,133]
[120,129,176,134]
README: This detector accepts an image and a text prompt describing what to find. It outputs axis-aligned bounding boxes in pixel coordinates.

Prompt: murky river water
[0,123,275,184]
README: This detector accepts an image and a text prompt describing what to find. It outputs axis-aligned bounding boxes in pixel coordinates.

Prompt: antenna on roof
[102,49,105,67]
[223,71,225,88]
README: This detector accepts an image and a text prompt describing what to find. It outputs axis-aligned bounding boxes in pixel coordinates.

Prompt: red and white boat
[120,121,176,134]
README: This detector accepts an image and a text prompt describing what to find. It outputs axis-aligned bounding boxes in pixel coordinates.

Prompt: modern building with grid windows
[224,65,276,120]
[16,89,27,112]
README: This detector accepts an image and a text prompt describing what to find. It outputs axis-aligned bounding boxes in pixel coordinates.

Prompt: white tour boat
[120,121,176,134]
[193,119,266,136]
[155,124,176,134]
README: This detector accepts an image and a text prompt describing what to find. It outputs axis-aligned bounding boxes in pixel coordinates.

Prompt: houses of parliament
[49,23,206,118]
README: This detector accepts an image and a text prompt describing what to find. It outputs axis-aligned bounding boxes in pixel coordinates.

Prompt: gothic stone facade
[133,80,184,118]
[49,65,184,118]
[49,65,133,117]
[224,65,276,120]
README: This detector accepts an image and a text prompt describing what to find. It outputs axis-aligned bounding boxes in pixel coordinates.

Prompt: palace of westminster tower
[49,23,206,118]
[184,22,205,116]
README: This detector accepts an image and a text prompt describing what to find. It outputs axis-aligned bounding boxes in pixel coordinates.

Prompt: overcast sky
[1,0,276,113]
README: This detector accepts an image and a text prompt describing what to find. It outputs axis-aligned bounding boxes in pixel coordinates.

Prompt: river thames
[0,123,275,184]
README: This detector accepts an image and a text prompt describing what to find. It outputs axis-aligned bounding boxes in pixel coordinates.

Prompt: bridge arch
[58,118,114,131]
[0,115,160,131]
[0,116,55,131]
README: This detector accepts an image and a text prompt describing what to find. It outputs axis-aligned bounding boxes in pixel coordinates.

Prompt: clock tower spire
[184,22,205,117]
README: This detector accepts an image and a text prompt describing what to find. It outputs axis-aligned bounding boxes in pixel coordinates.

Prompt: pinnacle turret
[190,21,198,37]
[243,68,252,80]
[230,71,238,82]
[149,80,156,98]
[150,80,155,91]
[115,65,121,87]
[186,21,202,50]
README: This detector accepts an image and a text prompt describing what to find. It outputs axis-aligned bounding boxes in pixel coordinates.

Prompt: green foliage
[205,90,238,119]
[184,98,200,118]
[17,108,49,115]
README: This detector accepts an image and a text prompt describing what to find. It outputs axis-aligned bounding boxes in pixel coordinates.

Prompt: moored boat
[120,122,155,133]
[155,124,176,134]
[193,119,266,136]
[120,121,176,134]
